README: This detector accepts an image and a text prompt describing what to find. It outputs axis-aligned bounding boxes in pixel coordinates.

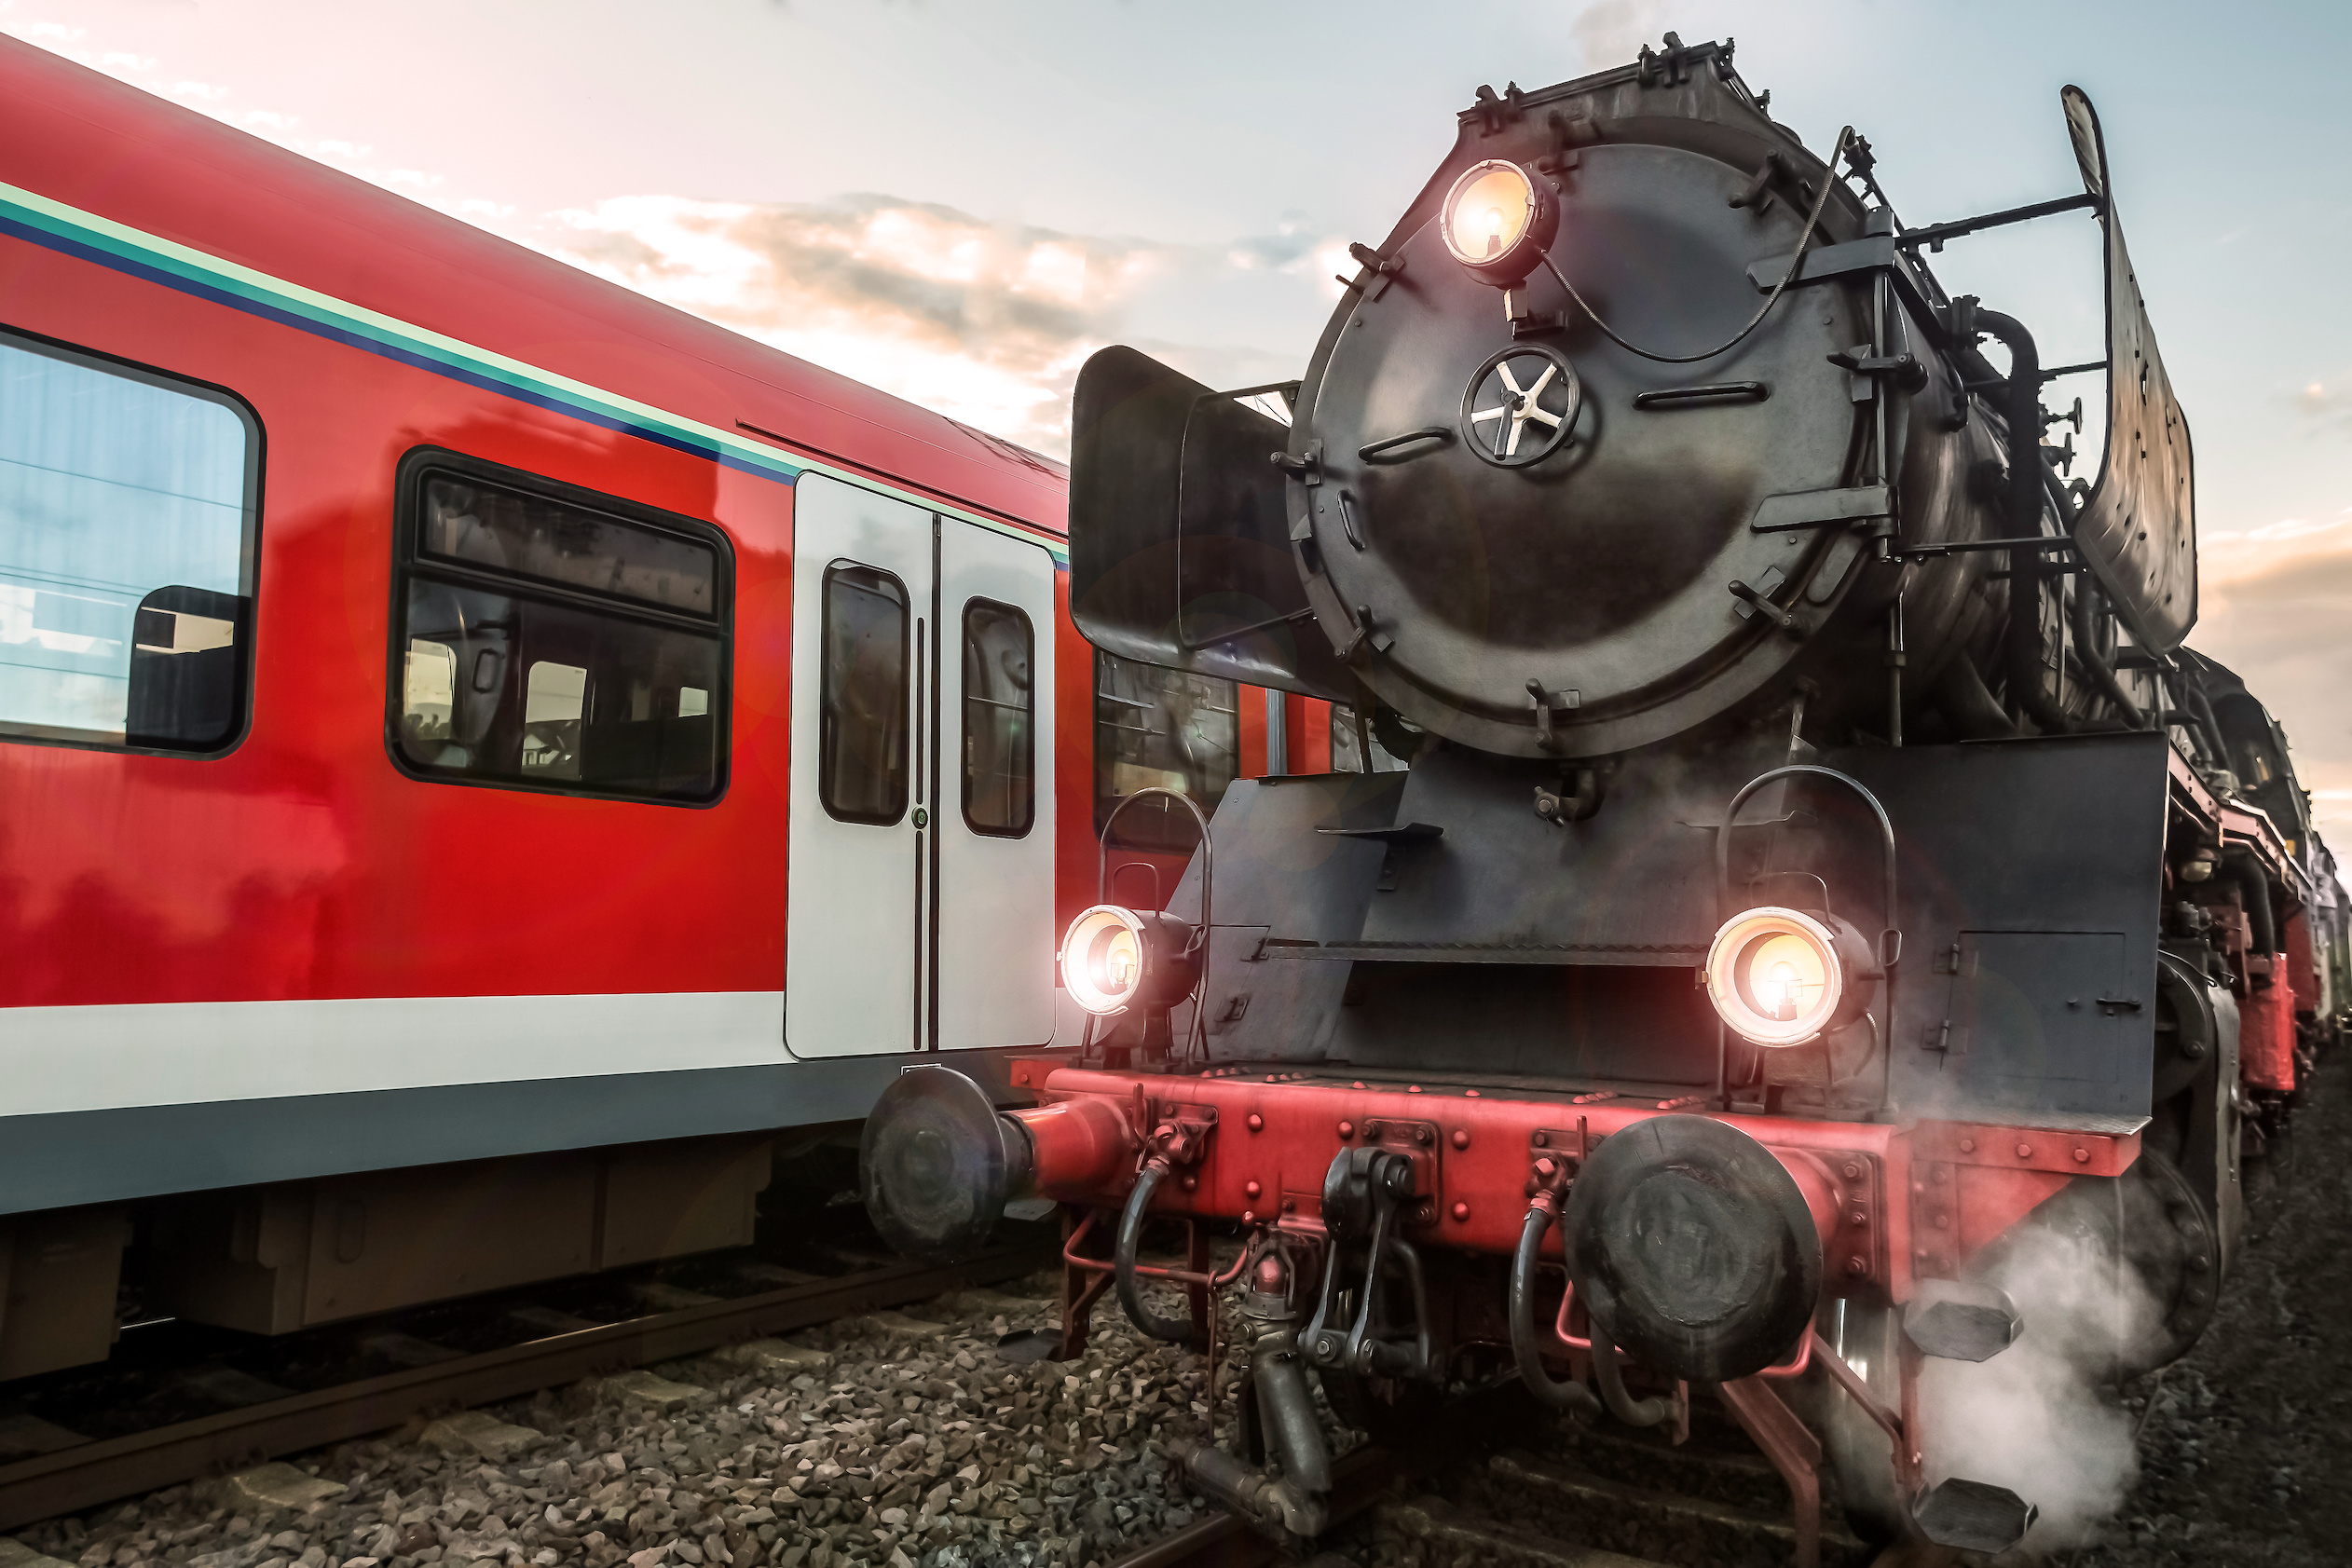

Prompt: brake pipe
[1508,1191,1601,1413]
[1114,1158,1198,1343]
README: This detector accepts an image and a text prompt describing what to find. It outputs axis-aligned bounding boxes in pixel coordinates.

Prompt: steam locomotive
[864,36,2351,1559]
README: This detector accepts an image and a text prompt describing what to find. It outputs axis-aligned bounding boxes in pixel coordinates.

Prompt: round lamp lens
[1060,906,1152,1016]
[1443,162,1536,268]
[1705,907,1851,1046]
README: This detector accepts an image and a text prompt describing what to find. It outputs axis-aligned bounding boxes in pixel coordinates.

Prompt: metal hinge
[1270,440,1323,486]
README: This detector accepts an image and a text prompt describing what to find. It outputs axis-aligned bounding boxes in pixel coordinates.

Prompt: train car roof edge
[0,37,1069,547]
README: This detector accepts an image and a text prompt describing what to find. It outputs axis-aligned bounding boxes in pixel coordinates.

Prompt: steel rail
[0,1243,1050,1531]
[1111,1444,1397,1568]
[1107,1375,1956,1568]
[1110,1379,1545,1568]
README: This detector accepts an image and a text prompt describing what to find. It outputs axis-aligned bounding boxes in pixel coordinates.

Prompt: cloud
[2207,509,2350,544]
[2196,515,2352,839]
[531,193,1333,457]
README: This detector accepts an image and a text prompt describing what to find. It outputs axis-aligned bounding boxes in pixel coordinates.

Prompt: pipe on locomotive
[2044,464,2148,731]
[1973,307,2076,739]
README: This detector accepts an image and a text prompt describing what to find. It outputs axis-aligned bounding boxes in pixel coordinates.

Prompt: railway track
[0,1230,1053,1531]
[1114,1389,1966,1568]
[0,1224,2052,1568]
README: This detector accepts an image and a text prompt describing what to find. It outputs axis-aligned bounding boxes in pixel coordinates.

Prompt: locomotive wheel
[2117,1146,2222,1371]
[1975,1146,2222,1376]
[1821,1301,1912,1546]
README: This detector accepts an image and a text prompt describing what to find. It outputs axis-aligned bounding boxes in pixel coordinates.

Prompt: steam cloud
[1916,1224,2160,1548]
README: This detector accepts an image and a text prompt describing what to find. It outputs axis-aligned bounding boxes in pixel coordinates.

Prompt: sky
[6,0,2348,841]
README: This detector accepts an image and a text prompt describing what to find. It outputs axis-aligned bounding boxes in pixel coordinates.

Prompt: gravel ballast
[5,1276,1255,1568]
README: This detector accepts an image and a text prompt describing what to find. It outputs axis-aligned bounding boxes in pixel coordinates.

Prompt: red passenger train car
[0,39,1335,1380]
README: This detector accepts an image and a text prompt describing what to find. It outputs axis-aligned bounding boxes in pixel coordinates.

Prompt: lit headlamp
[1440,159,1558,288]
[1059,905,1201,1016]
[1704,906,1879,1046]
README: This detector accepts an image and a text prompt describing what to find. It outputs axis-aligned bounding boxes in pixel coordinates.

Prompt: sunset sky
[7,0,2347,840]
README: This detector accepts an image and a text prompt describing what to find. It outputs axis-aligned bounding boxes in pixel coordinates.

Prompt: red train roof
[0,37,1068,533]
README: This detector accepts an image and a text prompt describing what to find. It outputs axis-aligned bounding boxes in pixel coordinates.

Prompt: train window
[522,661,588,779]
[817,563,910,825]
[390,455,729,803]
[1330,702,1410,774]
[419,477,716,616]
[962,598,1033,837]
[0,329,259,755]
[1094,648,1238,848]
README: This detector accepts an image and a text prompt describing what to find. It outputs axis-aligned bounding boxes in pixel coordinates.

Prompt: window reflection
[962,599,1032,837]
[0,332,255,751]
[817,563,909,825]
[1093,649,1237,848]
[422,476,715,616]
[393,462,726,802]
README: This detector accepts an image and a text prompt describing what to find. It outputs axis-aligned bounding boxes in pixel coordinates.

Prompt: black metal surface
[2116,1146,2224,1370]
[1357,735,1773,954]
[1901,1284,2021,1361]
[2060,86,2198,654]
[1821,732,2167,1121]
[2151,950,2224,1102]
[1060,44,2209,771]
[1066,346,1352,701]
[1161,774,1402,1065]
[1287,113,1880,757]
[1562,1113,1821,1383]
[1913,1477,2037,1553]
[1158,727,2165,1119]
[859,1066,1014,1262]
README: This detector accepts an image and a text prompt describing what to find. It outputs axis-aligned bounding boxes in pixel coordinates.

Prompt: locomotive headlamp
[1704,907,1879,1046]
[1060,905,1201,1016]
[1440,159,1558,287]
